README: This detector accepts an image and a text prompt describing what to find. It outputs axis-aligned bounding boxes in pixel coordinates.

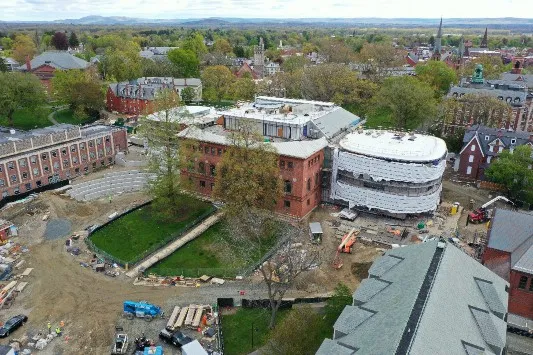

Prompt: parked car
[0,314,27,337]
[159,329,193,348]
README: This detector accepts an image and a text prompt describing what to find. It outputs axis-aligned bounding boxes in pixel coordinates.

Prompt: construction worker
[47,322,51,335]
[55,327,62,337]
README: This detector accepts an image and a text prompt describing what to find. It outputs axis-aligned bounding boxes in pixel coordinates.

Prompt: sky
[1,0,531,21]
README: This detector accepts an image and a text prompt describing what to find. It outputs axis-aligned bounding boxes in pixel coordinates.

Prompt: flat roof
[255,96,335,107]
[146,106,218,125]
[339,130,447,162]
[223,103,335,125]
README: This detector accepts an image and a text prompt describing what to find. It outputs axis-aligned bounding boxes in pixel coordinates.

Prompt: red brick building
[482,209,533,320]
[178,125,327,218]
[19,51,91,92]
[457,125,533,180]
[0,124,127,202]
[106,77,202,115]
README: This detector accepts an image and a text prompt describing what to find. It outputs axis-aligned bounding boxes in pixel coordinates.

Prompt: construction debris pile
[133,274,226,287]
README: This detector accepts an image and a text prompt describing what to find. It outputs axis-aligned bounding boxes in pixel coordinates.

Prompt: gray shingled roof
[500,73,533,87]
[109,77,201,100]
[19,51,89,70]
[461,125,532,157]
[487,209,533,252]
[318,241,509,355]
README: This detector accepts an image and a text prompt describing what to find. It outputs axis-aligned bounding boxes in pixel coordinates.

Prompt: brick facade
[0,127,128,201]
[106,87,155,116]
[181,140,324,218]
[458,136,484,179]
[508,270,533,318]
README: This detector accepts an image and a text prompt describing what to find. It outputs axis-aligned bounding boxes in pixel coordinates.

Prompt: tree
[69,32,79,48]
[233,45,245,58]
[51,67,104,120]
[281,55,309,73]
[415,60,458,97]
[183,33,208,59]
[264,306,323,355]
[0,57,7,72]
[167,49,199,77]
[139,89,195,218]
[460,56,511,80]
[12,34,37,63]
[370,76,437,129]
[356,42,404,82]
[141,58,182,78]
[51,32,69,50]
[101,42,142,81]
[180,87,196,102]
[318,38,355,64]
[212,38,233,54]
[485,145,533,205]
[201,65,235,102]
[0,72,46,127]
[0,37,13,51]
[228,77,256,101]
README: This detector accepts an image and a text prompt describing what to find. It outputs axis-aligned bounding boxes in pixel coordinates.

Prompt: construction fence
[85,201,217,268]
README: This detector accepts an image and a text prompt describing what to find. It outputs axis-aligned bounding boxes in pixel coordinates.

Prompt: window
[106,147,111,154]
[468,155,474,163]
[487,156,492,163]
[22,172,28,179]
[0,166,2,172]
[211,147,215,155]
[0,179,3,186]
[466,166,472,175]
[519,276,528,289]
[284,200,291,208]
[30,156,37,164]
[90,152,95,159]
[89,141,94,147]
[73,157,78,164]
[108,157,113,163]
[307,199,310,206]
[280,160,285,169]
[470,145,476,152]
[498,146,503,153]
[80,143,85,150]
[19,159,26,167]
[84,167,89,172]
[307,178,311,191]
[13,187,19,195]
[105,136,111,143]
[529,279,533,292]
[198,162,205,174]
[11,175,17,182]
[41,153,48,160]
[75,168,80,174]
[92,162,97,168]
[485,135,490,141]
[71,145,77,152]
[53,162,59,169]
[61,148,67,156]
[43,166,49,173]
[51,150,57,157]
[288,162,294,169]
[315,172,319,186]
[217,148,222,156]
[25,183,31,191]
[96,138,102,145]
[210,164,216,176]
[36,180,42,187]
[7,162,14,170]
[101,160,105,166]
[33,168,39,176]
[284,180,292,194]
[204,146,209,154]
[82,155,87,161]
[200,180,206,188]
[511,138,516,144]
[63,159,69,168]
[98,150,104,158]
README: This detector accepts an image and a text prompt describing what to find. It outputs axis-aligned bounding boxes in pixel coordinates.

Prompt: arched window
[284,180,292,194]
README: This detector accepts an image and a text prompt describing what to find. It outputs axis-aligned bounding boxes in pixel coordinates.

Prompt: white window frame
[469,155,474,163]
[470,145,476,152]
[466,166,472,175]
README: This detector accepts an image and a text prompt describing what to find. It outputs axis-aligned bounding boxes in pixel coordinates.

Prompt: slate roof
[461,125,532,157]
[109,77,202,100]
[487,209,533,274]
[317,240,509,355]
[448,85,527,106]
[18,51,90,71]
[500,73,533,87]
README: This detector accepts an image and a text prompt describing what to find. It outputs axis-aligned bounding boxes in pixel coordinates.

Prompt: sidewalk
[125,211,223,278]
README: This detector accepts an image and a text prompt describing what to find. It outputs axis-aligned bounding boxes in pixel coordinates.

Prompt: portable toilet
[309,222,323,244]
[144,346,163,355]
[181,340,208,355]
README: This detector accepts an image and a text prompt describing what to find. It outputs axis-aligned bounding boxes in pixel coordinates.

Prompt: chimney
[497,129,502,138]
[25,55,31,71]
[511,60,522,75]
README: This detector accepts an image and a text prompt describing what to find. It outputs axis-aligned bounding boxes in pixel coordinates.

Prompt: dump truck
[123,301,162,322]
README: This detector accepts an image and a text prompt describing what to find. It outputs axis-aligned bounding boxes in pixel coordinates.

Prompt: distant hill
[2,16,532,29]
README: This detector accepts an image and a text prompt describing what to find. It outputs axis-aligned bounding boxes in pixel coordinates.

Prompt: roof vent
[9,129,16,135]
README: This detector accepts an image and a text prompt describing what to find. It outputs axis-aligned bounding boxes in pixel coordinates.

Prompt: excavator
[333,228,359,269]
[468,196,514,224]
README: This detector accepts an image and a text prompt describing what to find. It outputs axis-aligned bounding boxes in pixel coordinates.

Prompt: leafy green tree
[180,87,196,102]
[228,77,256,101]
[201,65,235,101]
[324,283,353,325]
[415,60,458,97]
[318,37,355,64]
[69,32,79,48]
[370,76,437,129]
[0,57,7,72]
[141,58,182,78]
[233,45,245,58]
[281,55,309,73]
[51,67,104,119]
[183,33,208,59]
[12,34,37,63]
[0,72,46,127]
[460,55,511,80]
[356,42,404,82]
[101,42,142,81]
[0,37,13,51]
[212,38,233,54]
[485,145,533,205]
[167,49,199,77]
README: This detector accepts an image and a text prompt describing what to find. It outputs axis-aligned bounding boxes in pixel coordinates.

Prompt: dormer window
[511,138,516,145]
[485,136,489,141]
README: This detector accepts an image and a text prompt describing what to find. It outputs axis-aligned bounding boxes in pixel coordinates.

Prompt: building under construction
[330,129,447,218]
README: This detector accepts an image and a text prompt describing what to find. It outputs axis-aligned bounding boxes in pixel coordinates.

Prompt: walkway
[47,105,68,125]
[125,210,223,278]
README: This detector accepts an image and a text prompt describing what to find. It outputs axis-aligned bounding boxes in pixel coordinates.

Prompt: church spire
[432,17,443,59]
[437,17,443,38]
[480,28,488,48]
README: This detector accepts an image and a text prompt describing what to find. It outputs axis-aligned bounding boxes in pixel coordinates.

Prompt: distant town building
[17,51,91,91]
[178,96,361,218]
[431,18,443,61]
[253,37,265,78]
[482,209,533,322]
[0,124,127,204]
[1,57,19,72]
[139,47,178,61]
[330,129,447,218]
[457,125,533,180]
[318,240,509,355]
[106,77,202,115]
[264,62,281,76]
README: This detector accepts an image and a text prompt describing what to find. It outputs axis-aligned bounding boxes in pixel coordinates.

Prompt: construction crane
[333,229,359,269]
[468,196,514,224]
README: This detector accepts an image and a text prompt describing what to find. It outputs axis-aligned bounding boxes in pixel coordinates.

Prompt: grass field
[146,220,279,277]
[0,107,51,130]
[89,197,214,264]
[221,308,290,355]
[53,108,98,125]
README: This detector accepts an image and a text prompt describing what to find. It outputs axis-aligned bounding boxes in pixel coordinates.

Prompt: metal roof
[311,107,360,140]
[512,245,533,274]
[309,222,323,235]
[487,209,533,253]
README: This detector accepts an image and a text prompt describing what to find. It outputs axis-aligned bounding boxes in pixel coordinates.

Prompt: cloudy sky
[1,0,530,21]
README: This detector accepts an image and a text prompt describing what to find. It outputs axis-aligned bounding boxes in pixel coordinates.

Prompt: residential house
[106,77,202,115]
[318,240,509,355]
[264,62,281,76]
[457,125,533,180]
[482,209,533,322]
[1,57,19,72]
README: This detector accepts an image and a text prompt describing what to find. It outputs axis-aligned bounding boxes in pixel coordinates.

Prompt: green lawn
[0,107,52,130]
[365,107,396,129]
[146,221,279,277]
[53,108,98,125]
[89,197,214,264]
[222,308,290,355]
